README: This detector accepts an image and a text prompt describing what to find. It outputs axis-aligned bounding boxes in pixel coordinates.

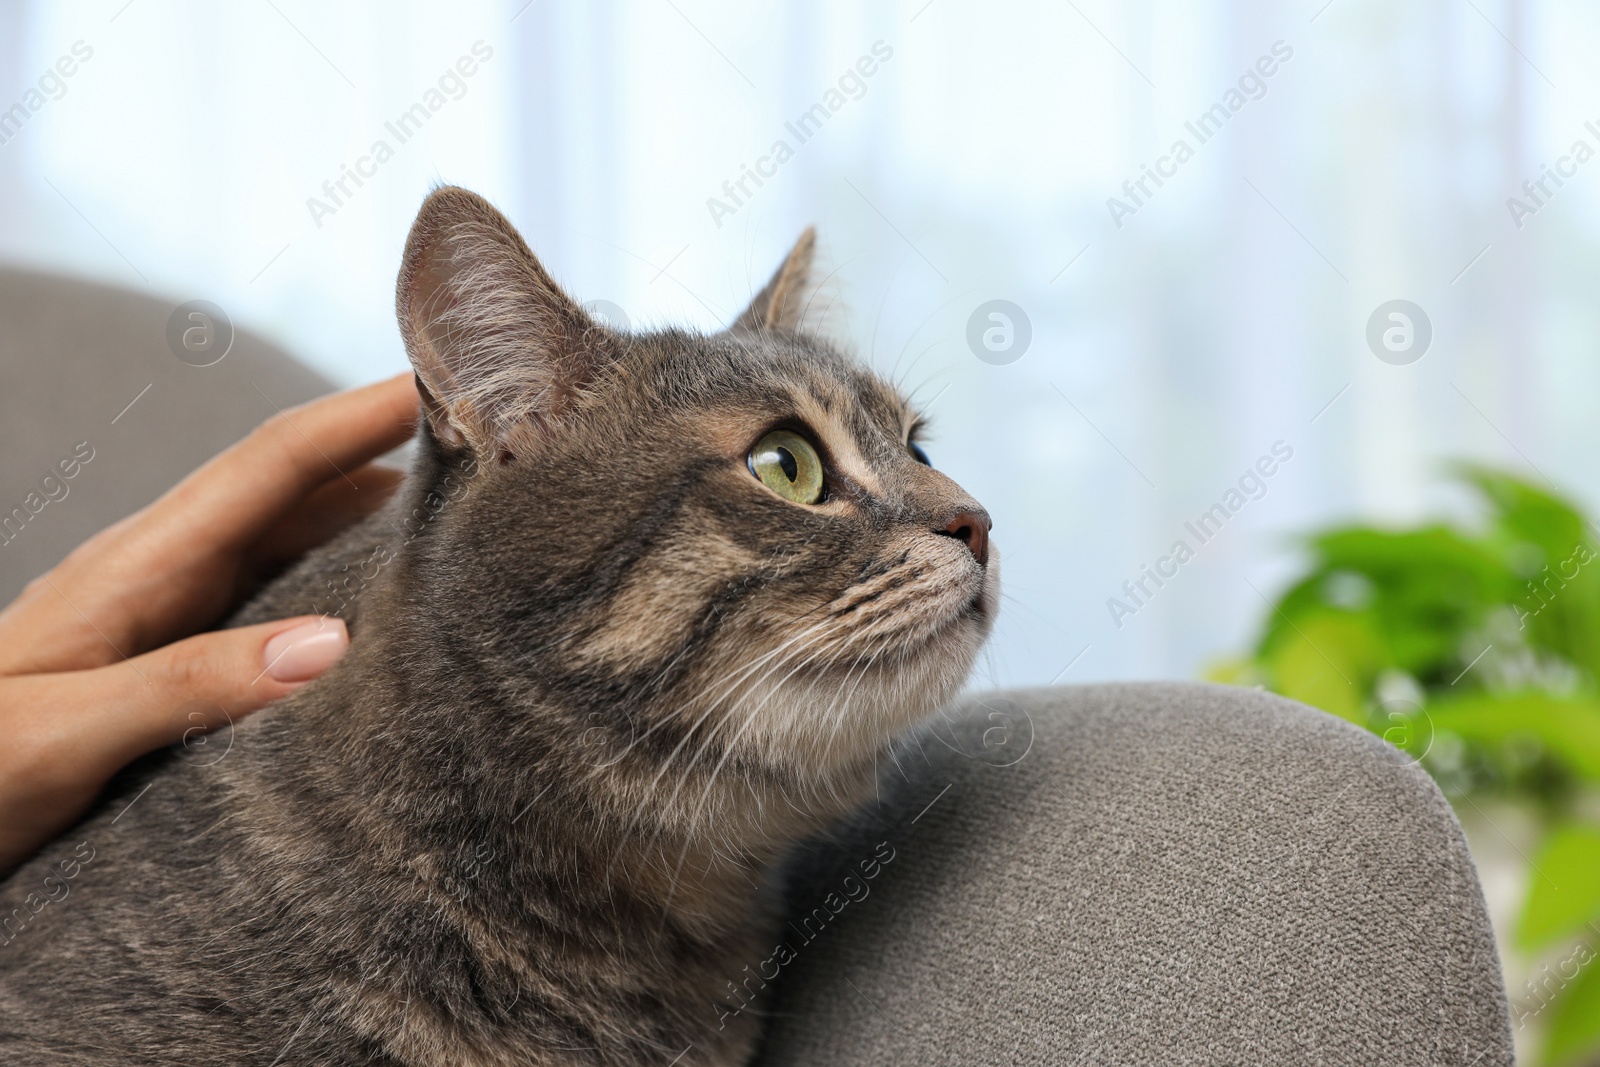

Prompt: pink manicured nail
[263,618,349,684]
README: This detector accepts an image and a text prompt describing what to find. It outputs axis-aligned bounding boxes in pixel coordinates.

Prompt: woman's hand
[0,374,419,876]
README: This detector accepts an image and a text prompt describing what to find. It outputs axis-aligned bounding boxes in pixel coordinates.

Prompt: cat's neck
[261,609,871,932]
[240,451,880,927]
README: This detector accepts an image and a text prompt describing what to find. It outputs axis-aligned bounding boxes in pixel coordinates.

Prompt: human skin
[0,374,419,876]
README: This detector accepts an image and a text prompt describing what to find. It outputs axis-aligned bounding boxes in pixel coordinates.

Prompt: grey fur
[0,188,997,1065]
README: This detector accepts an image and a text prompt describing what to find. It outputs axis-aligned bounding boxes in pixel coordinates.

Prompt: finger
[76,615,350,770]
[245,462,407,569]
[0,376,415,672]
[0,616,347,873]
[146,373,419,552]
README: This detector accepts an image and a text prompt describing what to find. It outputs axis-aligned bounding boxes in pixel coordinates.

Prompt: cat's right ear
[396,186,608,459]
[729,228,818,335]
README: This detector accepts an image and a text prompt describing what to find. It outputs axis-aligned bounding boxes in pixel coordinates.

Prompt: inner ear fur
[396,185,609,457]
[730,227,818,335]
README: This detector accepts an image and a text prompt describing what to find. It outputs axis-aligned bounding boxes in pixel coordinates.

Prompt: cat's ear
[729,228,818,335]
[397,185,607,458]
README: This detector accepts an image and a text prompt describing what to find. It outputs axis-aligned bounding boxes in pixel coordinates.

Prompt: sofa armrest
[755,682,1512,1067]
[0,267,332,604]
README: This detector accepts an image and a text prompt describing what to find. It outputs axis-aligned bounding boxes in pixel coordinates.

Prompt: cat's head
[394,186,996,801]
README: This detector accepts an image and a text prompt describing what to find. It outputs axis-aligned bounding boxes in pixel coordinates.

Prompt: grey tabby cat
[0,187,996,1065]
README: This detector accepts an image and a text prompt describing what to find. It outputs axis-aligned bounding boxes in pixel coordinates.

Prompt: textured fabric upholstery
[753,683,1513,1066]
[0,266,331,603]
[0,268,1512,1065]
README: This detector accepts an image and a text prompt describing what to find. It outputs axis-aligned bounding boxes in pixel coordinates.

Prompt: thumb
[92,615,349,764]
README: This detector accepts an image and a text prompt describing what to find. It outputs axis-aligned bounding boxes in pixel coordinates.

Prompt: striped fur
[0,187,997,1065]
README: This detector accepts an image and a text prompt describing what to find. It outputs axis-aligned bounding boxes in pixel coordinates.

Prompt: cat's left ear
[396,185,609,459]
[729,228,818,335]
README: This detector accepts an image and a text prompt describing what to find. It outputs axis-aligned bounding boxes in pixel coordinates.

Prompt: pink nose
[940,509,991,566]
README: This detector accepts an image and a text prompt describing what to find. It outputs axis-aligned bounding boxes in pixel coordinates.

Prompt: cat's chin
[877,542,999,662]
[720,555,999,789]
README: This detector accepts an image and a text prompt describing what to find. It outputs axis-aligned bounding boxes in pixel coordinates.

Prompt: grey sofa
[0,267,1514,1065]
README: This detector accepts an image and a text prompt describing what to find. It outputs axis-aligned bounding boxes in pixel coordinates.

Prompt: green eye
[749,429,824,504]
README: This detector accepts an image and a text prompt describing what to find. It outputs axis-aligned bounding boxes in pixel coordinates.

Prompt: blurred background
[2,0,1598,1061]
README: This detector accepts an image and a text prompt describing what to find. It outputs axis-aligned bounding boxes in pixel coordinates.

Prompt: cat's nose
[938,508,991,566]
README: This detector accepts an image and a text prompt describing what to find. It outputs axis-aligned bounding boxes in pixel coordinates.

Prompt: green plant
[1213,466,1600,1064]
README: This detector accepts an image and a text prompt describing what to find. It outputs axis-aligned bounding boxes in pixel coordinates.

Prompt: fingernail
[263,618,349,684]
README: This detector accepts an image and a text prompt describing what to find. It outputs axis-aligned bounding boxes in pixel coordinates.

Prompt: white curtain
[2,0,1584,692]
